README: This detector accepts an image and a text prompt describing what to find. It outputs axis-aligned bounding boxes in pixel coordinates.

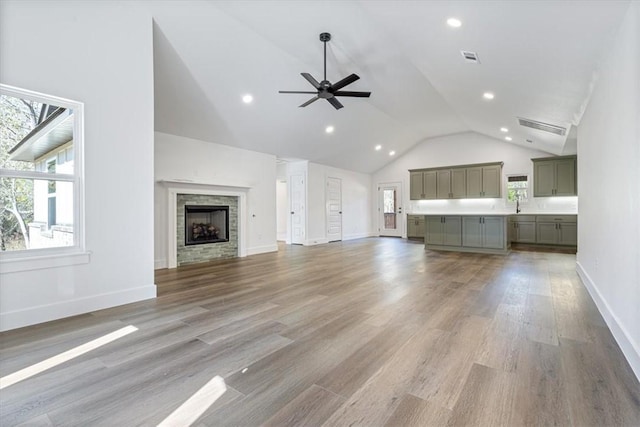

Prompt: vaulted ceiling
[150,0,629,173]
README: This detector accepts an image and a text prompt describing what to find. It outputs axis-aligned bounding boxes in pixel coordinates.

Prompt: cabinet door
[558,223,577,245]
[443,216,462,246]
[536,222,558,244]
[482,217,504,249]
[462,216,483,247]
[436,170,451,199]
[534,161,555,196]
[425,216,444,245]
[451,169,467,199]
[410,172,424,200]
[416,217,426,239]
[466,167,482,198]
[517,222,537,243]
[555,159,576,196]
[424,171,438,199]
[508,221,517,243]
[407,215,417,237]
[482,165,501,198]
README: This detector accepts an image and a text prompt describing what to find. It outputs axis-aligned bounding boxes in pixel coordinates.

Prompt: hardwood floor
[1,238,639,426]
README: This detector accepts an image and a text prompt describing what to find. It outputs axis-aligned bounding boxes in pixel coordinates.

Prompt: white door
[378,183,403,237]
[290,174,305,245]
[326,177,342,242]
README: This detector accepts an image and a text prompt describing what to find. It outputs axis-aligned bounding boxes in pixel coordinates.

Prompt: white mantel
[159,179,250,268]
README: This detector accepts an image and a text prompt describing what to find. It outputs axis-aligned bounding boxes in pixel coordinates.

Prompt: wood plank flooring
[1,238,639,426]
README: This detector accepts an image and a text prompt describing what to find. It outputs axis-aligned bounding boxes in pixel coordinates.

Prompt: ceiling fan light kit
[279,32,371,110]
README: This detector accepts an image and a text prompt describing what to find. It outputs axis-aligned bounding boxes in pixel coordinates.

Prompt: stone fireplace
[176,194,238,266]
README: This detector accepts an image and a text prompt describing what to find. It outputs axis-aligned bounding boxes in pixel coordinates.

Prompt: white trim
[576,262,640,382]
[0,284,156,332]
[0,251,90,274]
[0,170,75,181]
[343,232,376,241]
[247,244,278,256]
[155,258,167,270]
[160,181,249,268]
[303,238,329,246]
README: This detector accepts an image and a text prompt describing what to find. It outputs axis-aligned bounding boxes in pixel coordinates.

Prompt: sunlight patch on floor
[157,375,227,427]
[0,325,138,390]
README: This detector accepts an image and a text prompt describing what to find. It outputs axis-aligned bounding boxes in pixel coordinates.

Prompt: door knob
[291,211,295,215]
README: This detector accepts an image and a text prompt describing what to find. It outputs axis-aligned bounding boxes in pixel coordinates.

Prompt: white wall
[372,132,578,235]
[576,3,640,380]
[0,1,156,330]
[306,162,373,245]
[154,132,277,268]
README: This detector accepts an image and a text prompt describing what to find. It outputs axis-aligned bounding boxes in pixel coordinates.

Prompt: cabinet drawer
[535,215,577,223]
[509,215,536,223]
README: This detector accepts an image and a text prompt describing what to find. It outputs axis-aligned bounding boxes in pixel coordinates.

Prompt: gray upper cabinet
[533,155,576,197]
[409,162,501,200]
[466,164,501,198]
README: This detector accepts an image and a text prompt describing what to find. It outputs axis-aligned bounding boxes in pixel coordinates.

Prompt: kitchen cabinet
[532,156,576,197]
[425,216,461,246]
[409,162,502,200]
[410,171,437,200]
[462,216,506,249]
[508,215,537,243]
[466,164,502,198]
[536,215,577,245]
[407,215,425,239]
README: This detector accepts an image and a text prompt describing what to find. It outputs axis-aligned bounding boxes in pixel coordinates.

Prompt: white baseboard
[276,232,287,241]
[155,258,167,270]
[303,238,329,246]
[0,284,157,332]
[576,262,640,382]
[247,244,278,256]
[343,232,376,241]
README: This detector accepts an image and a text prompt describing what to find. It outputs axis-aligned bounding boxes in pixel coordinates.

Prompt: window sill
[0,250,91,274]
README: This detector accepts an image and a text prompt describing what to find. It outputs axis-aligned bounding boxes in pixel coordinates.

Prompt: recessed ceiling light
[325,125,334,134]
[447,18,462,28]
[500,127,509,133]
[375,145,382,151]
[505,136,513,141]
[389,150,396,156]
[242,94,253,104]
[483,92,495,100]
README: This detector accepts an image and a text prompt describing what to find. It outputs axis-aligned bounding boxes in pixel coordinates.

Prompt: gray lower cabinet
[508,215,537,243]
[462,216,505,249]
[407,215,425,239]
[536,216,577,245]
[425,216,461,246]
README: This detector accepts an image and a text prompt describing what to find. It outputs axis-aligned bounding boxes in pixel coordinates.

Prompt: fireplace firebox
[184,205,229,245]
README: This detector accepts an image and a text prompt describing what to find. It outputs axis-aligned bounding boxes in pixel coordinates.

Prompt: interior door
[378,183,403,237]
[290,174,305,245]
[326,177,342,242]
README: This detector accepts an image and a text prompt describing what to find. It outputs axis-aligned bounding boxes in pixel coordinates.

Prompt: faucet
[516,196,521,214]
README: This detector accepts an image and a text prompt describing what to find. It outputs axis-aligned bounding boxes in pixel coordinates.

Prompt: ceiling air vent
[460,50,480,64]
[517,118,567,136]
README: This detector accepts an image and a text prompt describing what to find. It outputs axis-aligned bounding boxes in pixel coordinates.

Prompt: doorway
[378,182,403,237]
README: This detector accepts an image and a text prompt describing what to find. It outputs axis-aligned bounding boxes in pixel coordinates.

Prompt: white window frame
[505,173,530,205]
[0,84,88,273]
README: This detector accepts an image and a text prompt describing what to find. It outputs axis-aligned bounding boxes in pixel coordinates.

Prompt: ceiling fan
[279,32,371,110]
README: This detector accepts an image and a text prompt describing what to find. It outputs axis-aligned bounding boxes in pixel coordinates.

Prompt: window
[507,175,529,203]
[0,84,83,258]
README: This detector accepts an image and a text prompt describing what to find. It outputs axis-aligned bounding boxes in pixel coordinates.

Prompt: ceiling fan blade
[279,90,318,94]
[331,73,360,91]
[299,96,319,107]
[301,73,321,89]
[334,91,371,98]
[327,97,344,110]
